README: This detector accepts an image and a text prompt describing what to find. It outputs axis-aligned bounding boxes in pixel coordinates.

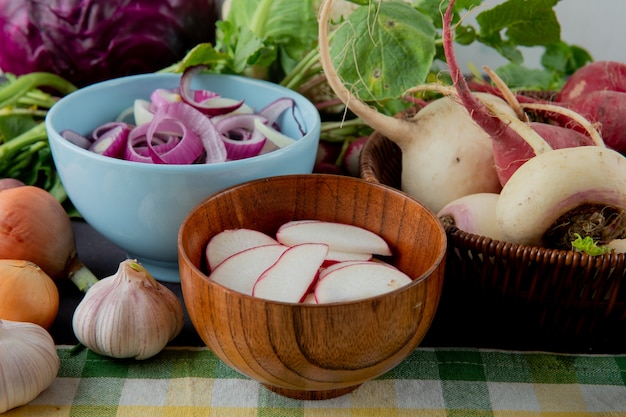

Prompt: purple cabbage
[0,0,218,86]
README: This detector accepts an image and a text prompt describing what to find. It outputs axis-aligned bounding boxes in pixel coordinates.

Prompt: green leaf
[330,2,437,101]
[227,0,315,41]
[493,64,557,90]
[476,0,561,47]
[541,41,593,76]
[0,114,37,142]
[571,233,610,257]
[170,43,230,73]
[413,0,484,30]
[231,26,277,73]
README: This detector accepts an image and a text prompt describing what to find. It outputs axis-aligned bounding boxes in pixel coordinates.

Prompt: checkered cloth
[9,346,626,416]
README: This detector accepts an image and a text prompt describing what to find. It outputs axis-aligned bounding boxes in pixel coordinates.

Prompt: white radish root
[496,146,626,246]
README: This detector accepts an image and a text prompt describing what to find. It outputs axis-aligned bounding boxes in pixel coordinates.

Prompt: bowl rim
[178,173,447,306]
[45,72,321,172]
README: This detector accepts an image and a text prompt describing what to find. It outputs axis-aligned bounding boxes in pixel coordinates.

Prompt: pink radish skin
[564,90,626,154]
[342,136,367,177]
[317,0,516,212]
[441,0,596,186]
[437,193,502,241]
[557,61,626,103]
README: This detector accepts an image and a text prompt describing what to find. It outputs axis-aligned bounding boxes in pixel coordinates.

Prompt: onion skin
[0,178,25,190]
[0,260,59,329]
[0,185,97,290]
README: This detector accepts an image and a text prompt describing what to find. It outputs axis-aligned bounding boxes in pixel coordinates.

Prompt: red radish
[314,261,412,303]
[206,228,278,270]
[276,220,391,256]
[562,90,626,154]
[252,243,328,303]
[209,244,288,295]
[437,193,502,241]
[557,61,626,103]
[342,136,367,177]
[316,0,514,212]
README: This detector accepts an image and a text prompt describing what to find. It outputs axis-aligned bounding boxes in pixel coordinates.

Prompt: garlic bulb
[0,319,60,413]
[72,259,184,360]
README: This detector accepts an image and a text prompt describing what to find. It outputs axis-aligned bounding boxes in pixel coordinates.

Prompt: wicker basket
[360,131,626,350]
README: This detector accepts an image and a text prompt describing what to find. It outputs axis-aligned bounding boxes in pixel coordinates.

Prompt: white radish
[606,239,626,254]
[437,193,502,241]
[496,146,626,246]
[317,0,516,213]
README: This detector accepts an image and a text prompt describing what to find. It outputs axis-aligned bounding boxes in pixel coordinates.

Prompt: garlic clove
[0,319,60,414]
[72,259,184,360]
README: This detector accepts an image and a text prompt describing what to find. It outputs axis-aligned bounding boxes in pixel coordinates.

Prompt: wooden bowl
[178,174,446,399]
[361,131,626,350]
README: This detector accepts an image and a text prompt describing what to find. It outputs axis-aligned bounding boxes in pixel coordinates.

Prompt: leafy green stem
[0,123,47,160]
[280,33,336,90]
[0,72,76,109]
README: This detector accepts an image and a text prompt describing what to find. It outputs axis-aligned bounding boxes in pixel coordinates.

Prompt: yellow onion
[0,260,59,329]
[0,185,97,291]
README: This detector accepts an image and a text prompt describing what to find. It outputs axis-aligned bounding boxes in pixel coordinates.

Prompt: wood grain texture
[178,174,446,399]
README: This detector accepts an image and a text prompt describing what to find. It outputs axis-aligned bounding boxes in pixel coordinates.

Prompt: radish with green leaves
[317,0,518,212]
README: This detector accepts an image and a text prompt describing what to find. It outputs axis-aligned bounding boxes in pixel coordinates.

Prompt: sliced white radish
[206,228,278,270]
[318,260,373,280]
[314,262,412,303]
[276,220,392,256]
[301,293,318,304]
[209,244,288,295]
[325,250,372,263]
[252,243,328,303]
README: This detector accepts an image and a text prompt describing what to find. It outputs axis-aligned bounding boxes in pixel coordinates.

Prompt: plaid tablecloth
[7,346,626,416]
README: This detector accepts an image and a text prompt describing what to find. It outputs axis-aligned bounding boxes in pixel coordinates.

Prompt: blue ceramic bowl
[46,73,321,282]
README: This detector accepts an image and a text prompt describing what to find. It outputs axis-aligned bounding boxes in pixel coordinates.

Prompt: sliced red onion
[179,65,244,115]
[89,123,131,158]
[126,125,183,162]
[60,129,92,149]
[78,67,303,165]
[194,89,220,102]
[253,117,296,148]
[150,88,181,108]
[215,114,268,160]
[133,99,154,125]
[258,97,295,126]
